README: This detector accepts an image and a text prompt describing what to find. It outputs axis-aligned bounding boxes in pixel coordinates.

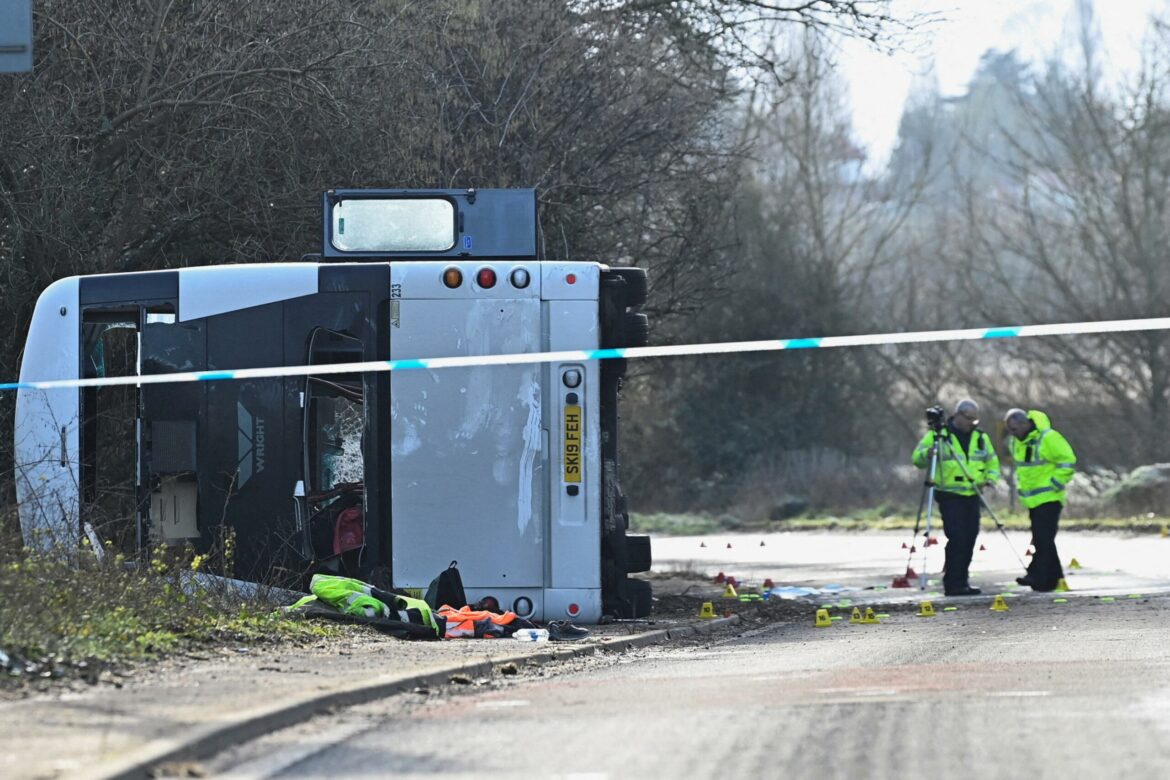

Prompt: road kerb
[91,615,739,780]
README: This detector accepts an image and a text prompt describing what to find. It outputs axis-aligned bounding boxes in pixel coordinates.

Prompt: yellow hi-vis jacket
[912,424,1000,497]
[1011,410,1076,508]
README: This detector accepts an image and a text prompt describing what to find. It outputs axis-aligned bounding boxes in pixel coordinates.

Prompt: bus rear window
[330,198,455,252]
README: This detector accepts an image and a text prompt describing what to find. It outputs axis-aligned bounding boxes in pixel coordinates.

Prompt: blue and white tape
[3,316,1169,392]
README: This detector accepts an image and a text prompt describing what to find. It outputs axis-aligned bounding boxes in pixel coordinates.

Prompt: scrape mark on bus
[516,374,541,535]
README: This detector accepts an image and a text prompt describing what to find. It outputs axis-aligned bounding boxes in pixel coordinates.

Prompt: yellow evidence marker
[815,609,833,628]
[991,594,1010,612]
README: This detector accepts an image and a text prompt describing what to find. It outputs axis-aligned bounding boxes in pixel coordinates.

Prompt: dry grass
[723,448,922,521]
[0,512,335,686]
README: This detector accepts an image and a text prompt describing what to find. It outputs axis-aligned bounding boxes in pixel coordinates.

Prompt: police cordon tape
[4,315,1170,391]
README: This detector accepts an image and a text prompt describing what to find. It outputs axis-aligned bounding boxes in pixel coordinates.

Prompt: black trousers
[1026,501,1064,589]
[936,493,980,592]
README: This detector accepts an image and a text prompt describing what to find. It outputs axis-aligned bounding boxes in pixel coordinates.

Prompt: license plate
[564,405,582,483]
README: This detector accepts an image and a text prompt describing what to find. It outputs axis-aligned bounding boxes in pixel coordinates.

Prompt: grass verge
[0,546,337,689]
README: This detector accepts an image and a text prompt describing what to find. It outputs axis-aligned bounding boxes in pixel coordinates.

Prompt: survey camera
[925,405,946,432]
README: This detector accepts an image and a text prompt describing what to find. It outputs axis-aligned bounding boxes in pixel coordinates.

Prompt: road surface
[208,583,1170,778]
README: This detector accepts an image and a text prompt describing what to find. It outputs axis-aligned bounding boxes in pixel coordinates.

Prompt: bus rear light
[567,603,580,617]
[509,268,530,289]
[476,267,497,288]
[442,267,463,288]
[566,273,577,285]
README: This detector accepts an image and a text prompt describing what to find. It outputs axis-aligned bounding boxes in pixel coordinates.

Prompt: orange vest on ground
[437,605,520,638]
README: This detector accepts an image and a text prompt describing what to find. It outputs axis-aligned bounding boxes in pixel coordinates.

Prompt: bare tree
[622,31,925,511]
[400,1,745,318]
[0,1,425,358]
[943,11,1170,464]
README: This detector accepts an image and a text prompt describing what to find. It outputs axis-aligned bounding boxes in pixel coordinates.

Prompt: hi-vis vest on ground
[912,426,1001,496]
[1010,410,1076,508]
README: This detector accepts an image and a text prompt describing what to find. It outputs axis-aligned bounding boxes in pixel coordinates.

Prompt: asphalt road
[652,529,1170,596]
[208,589,1170,779]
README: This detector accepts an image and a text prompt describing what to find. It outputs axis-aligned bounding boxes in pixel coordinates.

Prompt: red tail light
[476,268,497,288]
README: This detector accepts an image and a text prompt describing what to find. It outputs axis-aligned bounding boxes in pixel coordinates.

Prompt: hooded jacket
[1011,410,1076,508]
[911,419,1000,497]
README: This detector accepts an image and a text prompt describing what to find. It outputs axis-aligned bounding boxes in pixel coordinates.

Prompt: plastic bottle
[511,628,549,642]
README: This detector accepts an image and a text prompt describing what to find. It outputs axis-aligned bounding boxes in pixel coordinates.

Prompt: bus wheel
[622,312,649,347]
[620,578,653,618]
[609,267,648,308]
[625,534,652,573]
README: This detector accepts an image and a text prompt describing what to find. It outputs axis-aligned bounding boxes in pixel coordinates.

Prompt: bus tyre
[625,534,651,573]
[620,578,653,618]
[622,312,650,348]
[616,493,629,530]
[610,267,648,308]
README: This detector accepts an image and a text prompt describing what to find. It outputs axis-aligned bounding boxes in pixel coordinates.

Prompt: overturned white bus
[14,188,652,621]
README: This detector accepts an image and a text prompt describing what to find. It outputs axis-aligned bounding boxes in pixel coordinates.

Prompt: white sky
[837,0,1167,167]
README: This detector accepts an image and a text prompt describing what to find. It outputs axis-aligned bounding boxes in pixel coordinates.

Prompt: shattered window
[302,325,367,563]
[330,198,456,252]
[314,394,364,490]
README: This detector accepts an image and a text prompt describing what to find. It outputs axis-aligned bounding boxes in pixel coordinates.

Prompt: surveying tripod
[908,415,1026,590]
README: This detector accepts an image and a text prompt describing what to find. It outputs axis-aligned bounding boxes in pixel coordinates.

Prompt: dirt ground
[12,528,1162,700]
[644,571,935,627]
[2,572,795,701]
[4,565,1025,704]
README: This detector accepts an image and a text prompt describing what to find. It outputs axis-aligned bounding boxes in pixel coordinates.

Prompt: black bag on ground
[425,560,467,610]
